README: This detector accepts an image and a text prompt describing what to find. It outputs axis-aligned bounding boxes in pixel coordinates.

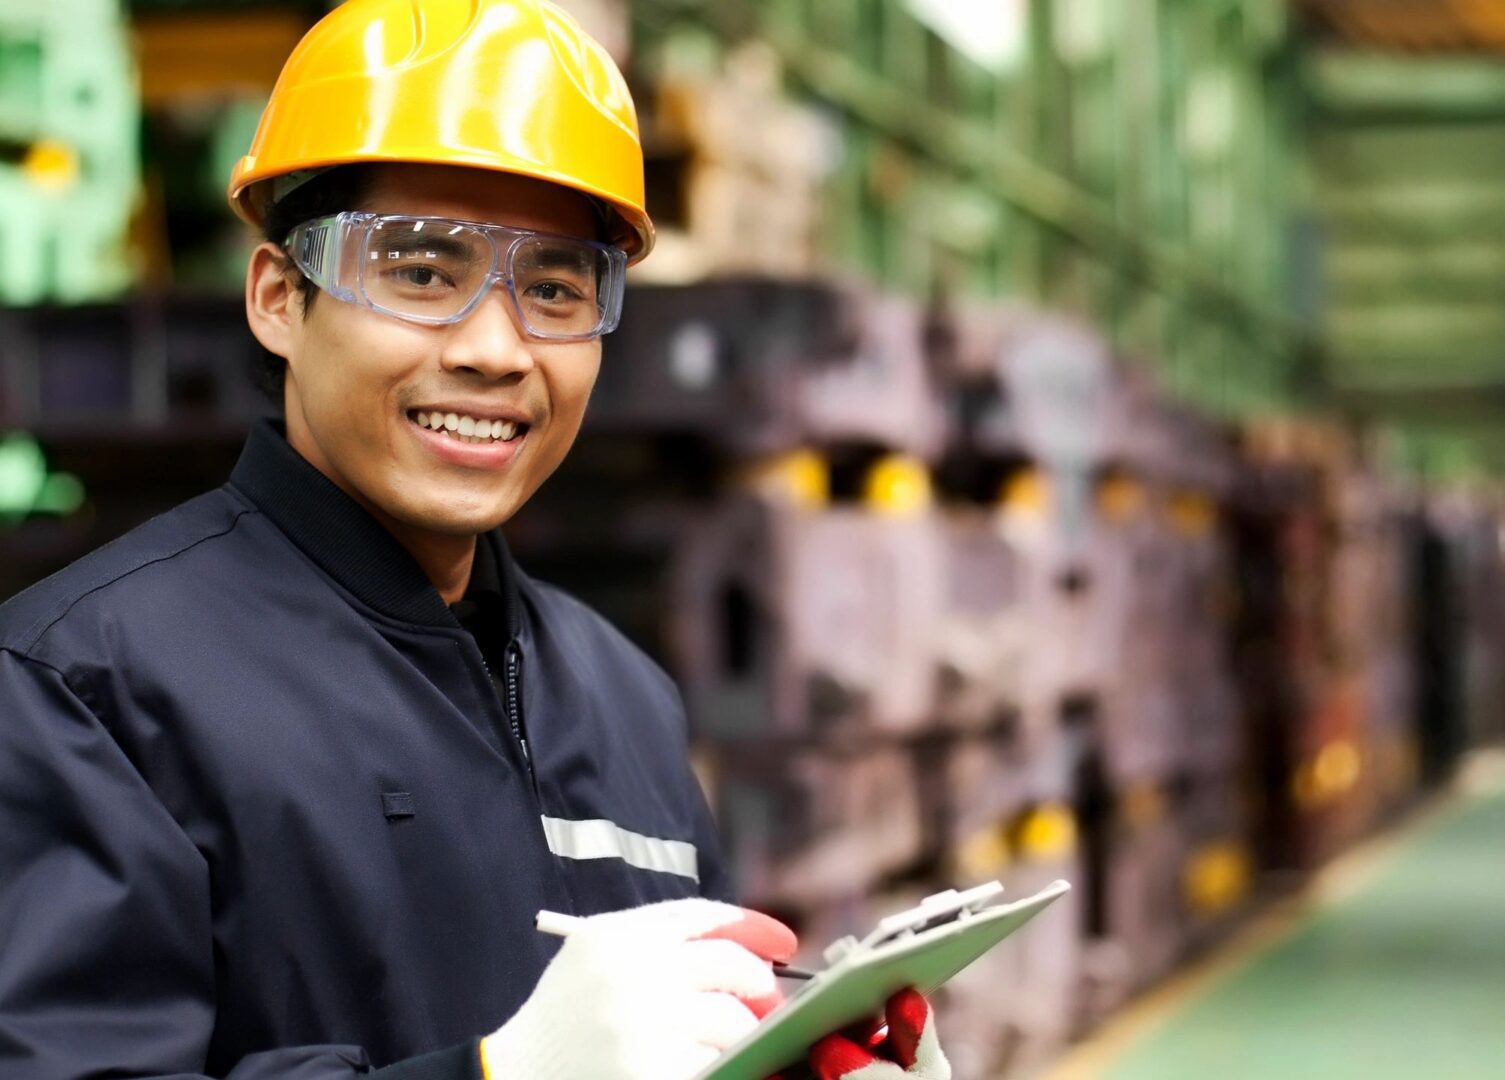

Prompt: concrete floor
[1045,753,1505,1080]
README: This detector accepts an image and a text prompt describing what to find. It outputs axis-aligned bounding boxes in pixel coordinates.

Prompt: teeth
[412,411,524,443]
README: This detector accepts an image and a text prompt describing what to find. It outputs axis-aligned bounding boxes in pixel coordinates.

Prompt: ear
[245,242,303,363]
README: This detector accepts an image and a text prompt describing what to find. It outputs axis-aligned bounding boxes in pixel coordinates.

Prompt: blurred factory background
[3,0,1505,1076]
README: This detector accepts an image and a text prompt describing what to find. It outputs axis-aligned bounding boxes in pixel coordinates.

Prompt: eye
[525,280,582,303]
[394,264,448,288]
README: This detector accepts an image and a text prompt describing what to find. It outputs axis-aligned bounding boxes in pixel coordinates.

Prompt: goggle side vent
[302,225,329,278]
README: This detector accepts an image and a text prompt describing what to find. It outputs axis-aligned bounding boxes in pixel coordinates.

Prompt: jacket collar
[228,418,522,635]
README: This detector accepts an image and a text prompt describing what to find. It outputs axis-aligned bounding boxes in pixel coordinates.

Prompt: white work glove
[804,988,953,1080]
[480,898,797,1080]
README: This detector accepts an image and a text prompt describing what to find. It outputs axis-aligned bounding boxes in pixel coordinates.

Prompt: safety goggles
[285,212,628,340]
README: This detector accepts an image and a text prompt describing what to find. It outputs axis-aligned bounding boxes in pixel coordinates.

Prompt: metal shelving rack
[1307,45,1505,480]
[632,0,1317,418]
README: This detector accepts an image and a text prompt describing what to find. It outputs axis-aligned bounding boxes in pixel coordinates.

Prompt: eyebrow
[518,244,597,273]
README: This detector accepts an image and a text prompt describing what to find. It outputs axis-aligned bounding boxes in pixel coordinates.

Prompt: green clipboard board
[696,878,1071,1080]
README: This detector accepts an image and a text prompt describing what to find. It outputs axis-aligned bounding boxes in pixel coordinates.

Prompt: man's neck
[383,522,476,606]
[283,419,476,605]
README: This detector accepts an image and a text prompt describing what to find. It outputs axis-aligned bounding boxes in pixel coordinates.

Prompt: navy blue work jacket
[0,420,730,1079]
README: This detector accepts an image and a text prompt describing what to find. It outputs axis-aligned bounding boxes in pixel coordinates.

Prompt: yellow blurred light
[956,824,1011,879]
[22,141,80,194]
[740,450,829,509]
[1015,803,1078,861]
[863,455,932,518]
[1315,739,1362,796]
[1293,739,1364,809]
[998,468,1051,519]
[1184,840,1252,916]
[1168,491,1218,538]
[1097,474,1146,525]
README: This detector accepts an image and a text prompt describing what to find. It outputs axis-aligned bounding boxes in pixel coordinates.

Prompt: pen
[535,909,819,980]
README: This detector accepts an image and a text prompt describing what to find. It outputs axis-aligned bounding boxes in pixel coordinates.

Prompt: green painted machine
[0,431,84,523]
[0,0,140,304]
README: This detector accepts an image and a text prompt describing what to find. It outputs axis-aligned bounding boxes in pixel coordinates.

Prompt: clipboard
[695,878,1071,1080]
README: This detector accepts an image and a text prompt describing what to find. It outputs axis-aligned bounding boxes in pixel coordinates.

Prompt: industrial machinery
[0,0,139,304]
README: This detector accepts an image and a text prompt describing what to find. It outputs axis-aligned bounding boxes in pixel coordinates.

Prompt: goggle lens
[290,213,625,340]
[365,219,493,323]
[512,236,610,339]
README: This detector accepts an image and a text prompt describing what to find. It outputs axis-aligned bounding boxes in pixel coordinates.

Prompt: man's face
[261,164,603,537]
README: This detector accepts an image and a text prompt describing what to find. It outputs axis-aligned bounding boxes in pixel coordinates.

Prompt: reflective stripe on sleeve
[540,816,701,882]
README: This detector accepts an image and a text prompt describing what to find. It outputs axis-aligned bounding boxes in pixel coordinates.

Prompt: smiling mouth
[408,409,529,445]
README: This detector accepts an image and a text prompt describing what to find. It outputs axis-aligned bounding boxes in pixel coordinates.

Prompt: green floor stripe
[1105,788,1505,1080]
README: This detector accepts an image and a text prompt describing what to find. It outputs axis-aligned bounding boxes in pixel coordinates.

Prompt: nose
[437,279,537,380]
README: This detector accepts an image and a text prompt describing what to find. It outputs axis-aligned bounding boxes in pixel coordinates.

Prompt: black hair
[251,165,376,406]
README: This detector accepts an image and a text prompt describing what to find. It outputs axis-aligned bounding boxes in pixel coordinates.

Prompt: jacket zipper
[503,639,531,769]
[476,642,533,782]
[499,637,576,909]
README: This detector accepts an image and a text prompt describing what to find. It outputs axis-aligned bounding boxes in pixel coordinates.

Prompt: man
[0,2,949,1078]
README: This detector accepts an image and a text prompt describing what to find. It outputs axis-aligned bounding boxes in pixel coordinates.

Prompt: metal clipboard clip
[821,880,1007,967]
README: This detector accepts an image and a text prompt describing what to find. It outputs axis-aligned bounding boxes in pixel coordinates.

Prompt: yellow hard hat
[227,0,654,262]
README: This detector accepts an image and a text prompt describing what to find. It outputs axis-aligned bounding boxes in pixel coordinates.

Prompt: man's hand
[480,898,797,1080]
[807,989,952,1080]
